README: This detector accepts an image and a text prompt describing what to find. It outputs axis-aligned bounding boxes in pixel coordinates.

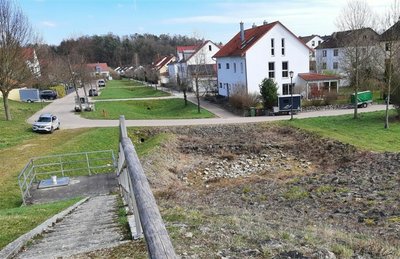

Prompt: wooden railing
[117,116,176,258]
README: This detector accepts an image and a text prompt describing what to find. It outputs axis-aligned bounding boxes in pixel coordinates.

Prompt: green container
[250,107,256,117]
[350,90,373,106]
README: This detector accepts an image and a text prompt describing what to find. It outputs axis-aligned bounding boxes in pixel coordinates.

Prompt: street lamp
[289,70,294,120]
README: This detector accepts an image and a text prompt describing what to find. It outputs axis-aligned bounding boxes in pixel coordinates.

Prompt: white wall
[187,41,220,65]
[217,57,247,96]
[245,23,309,95]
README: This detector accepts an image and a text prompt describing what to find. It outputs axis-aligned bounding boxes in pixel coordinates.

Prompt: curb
[0,197,90,259]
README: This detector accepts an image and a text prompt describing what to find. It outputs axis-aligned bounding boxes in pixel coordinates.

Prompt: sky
[19,0,394,46]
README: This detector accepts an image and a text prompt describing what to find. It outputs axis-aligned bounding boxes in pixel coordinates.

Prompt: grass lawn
[95,80,170,99]
[0,198,81,249]
[0,100,169,249]
[81,98,215,120]
[281,110,400,152]
[0,99,47,149]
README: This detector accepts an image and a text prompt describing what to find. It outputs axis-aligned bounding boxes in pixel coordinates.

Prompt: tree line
[52,33,203,68]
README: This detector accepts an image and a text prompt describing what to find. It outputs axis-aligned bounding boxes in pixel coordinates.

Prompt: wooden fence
[117,115,176,258]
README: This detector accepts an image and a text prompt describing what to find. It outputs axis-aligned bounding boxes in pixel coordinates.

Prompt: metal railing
[117,115,176,258]
[18,150,116,205]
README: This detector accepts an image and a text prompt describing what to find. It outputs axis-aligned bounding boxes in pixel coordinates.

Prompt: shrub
[229,91,260,110]
[323,91,338,105]
[50,85,66,98]
[259,78,278,109]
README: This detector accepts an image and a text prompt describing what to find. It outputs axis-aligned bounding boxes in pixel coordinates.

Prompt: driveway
[27,87,390,129]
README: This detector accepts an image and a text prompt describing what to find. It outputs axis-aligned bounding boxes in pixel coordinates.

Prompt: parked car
[32,113,60,133]
[75,96,93,112]
[89,89,98,96]
[98,79,106,87]
[40,90,57,100]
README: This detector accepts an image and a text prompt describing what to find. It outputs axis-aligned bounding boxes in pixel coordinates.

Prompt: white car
[98,79,106,87]
[32,113,60,133]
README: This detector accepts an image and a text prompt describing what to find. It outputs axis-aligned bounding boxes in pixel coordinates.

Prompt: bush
[323,91,338,105]
[229,91,260,110]
[259,78,278,109]
[50,85,66,98]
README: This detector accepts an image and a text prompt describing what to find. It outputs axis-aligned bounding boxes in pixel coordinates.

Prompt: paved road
[27,86,390,129]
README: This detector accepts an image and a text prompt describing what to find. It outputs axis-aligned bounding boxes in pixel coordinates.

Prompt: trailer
[19,88,40,103]
[350,90,373,108]
[272,94,302,115]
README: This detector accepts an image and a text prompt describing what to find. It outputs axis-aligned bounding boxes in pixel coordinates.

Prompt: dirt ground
[73,123,400,258]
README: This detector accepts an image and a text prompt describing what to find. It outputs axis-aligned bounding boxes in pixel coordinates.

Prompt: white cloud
[40,21,57,28]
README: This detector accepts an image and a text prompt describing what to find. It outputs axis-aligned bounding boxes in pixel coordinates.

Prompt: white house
[213,21,311,97]
[168,41,220,92]
[315,28,380,86]
[299,35,327,71]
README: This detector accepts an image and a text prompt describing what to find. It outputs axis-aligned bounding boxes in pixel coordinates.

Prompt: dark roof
[153,55,175,71]
[316,28,379,49]
[381,20,400,41]
[214,21,311,58]
[298,73,341,81]
[299,35,319,44]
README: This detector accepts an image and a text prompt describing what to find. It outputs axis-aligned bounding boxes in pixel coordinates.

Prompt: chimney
[240,21,245,42]
[263,20,268,25]
[252,23,257,28]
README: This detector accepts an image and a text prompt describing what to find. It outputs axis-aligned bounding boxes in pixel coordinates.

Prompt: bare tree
[380,0,400,128]
[0,0,35,120]
[336,0,378,119]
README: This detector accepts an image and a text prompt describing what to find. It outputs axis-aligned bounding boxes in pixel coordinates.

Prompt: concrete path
[15,195,124,259]
[27,85,390,129]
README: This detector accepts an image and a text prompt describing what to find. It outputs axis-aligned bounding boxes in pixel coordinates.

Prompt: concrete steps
[15,195,125,259]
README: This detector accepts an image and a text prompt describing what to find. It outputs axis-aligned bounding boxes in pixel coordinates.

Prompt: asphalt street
[27,86,389,129]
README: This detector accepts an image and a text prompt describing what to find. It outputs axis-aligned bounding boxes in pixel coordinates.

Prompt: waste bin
[250,107,256,117]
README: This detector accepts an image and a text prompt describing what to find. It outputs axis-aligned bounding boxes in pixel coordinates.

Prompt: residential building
[299,35,327,71]
[23,48,41,77]
[168,41,220,92]
[315,28,380,86]
[213,21,311,97]
[86,63,111,79]
[152,55,176,85]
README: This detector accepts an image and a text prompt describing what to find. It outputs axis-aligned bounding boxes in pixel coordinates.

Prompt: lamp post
[289,71,294,120]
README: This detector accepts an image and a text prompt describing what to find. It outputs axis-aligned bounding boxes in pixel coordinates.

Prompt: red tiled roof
[86,63,109,72]
[298,73,341,81]
[153,55,175,71]
[177,45,197,52]
[214,21,312,58]
[22,48,35,60]
[213,22,278,58]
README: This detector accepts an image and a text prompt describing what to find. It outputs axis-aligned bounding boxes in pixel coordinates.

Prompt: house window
[240,62,244,74]
[312,41,315,47]
[226,63,230,69]
[218,63,221,69]
[234,63,237,73]
[322,50,327,57]
[268,62,275,78]
[209,45,212,51]
[318,40,321,44]
[333,62,338,69]
[281,38,285,55]
[322,62,327,69]
[385,42,391,51]
[282,61,289,77]
[219,83,222,88]
[282,83,293,95]
[271,38,275,56]
[334,49,339,56]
